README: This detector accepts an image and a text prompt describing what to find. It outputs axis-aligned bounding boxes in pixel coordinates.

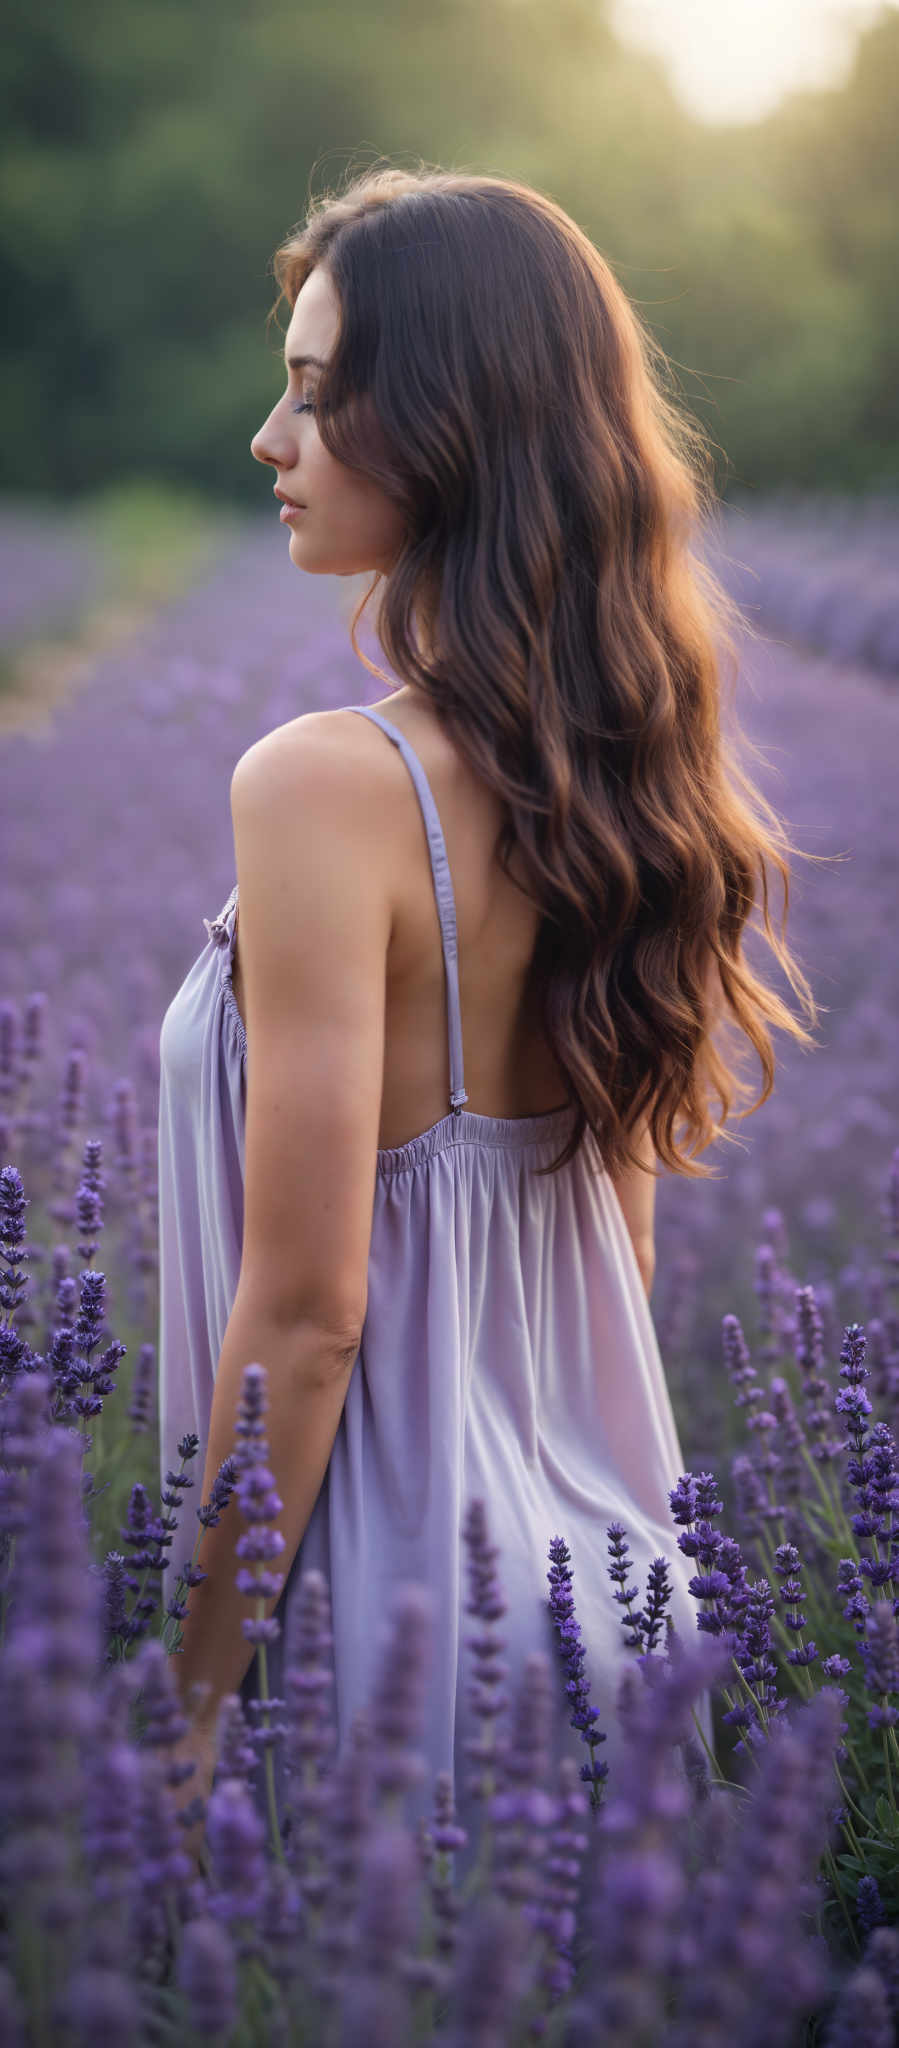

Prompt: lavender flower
[856,1872,886,1937]
[569,1632,731,2047]
[0,1367,53,1557]
[605,1520,644,1648]
[176,1914,239,2041]
[119,1481,166,1641]
[859,1599,899,1729]
[547,1533,608,1803]
[205,1777,269,1962]
[487,1649,557,1922]
[837,1553,872,1635]
[311,1711,375,2008]
[80,1705,144,1978]
[127,1340,155,1432]
[768,1373,808,1540]
[416,1771,468,2000]
[732,1443,774,1545]
[729,1573,788,1749]
[865,1928,899,2031]
[641,1556,674,1651]
[52,1965,142,2046]
[665,1687,843,2047]
[773,1540,819,1669]
[0,1425,104,1957]
[439,1892,536,2048]
[794,1284,845,1466]
[366,1580,434,1814]
[525,1752,592,2020]
[462,1497,513,1809]
[668,1470,738,1639]
[230,1364,290,1851]
[214,1692,259,1784]
[823,1961,894,2048]
[0,1162,33,1322]
[335,1823,422,2048]
[281,1567,338,1912]
[197,1451,239,1528]
[723,1310,768,1416]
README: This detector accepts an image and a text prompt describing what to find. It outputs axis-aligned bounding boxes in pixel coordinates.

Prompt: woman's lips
[280,501,306,522]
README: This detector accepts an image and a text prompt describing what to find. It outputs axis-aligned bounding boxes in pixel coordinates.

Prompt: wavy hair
[266,160,833,1182]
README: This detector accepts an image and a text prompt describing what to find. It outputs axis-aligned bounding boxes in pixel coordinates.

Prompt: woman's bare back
[230,687,570,1153]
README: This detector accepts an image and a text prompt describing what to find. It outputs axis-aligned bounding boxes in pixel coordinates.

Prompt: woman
[157,164,820,1867]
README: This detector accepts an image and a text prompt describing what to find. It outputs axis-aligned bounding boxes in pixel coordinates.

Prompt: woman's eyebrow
[284,351,329,371]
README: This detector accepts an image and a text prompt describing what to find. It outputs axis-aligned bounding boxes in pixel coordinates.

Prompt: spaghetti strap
[347,704,468,1117]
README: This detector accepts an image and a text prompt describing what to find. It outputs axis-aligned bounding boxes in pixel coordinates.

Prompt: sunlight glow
[608,0,896,125]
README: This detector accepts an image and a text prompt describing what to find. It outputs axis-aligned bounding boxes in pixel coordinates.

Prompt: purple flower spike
[419,1771,467,1991]
[214,1692,259,1786]
[335,1823,421,2048]
[837,1555,872,1635]
[0,1368,53,1551]
[255,1858,305,2015]
[824,1961,894,2048]
[768,1374,809,1547]
[197,1454,239,1529]
[367,1580,435,1812]
[864,1929,899,2033]
[439,1891,536,2048]
[573,1633,730,2047]
[857,1872,886,1937]
[79,1734,143,1976]
[641,1557,674,1651]
[205,1777,268,1963]
[722,1312,767,1416]
[488,1649,557,1921]
[794,1285,844,1466]
[667,1471,739,1642]
[0,1163,34,1322]
[730,1446,771,1547]
[671,1685,844,2045]
[53,1965,141,2046]
[528,1753,591,2012]
[127,1341,155,1433]
[859,1599,899,1729]
[547,1534,608,1805]
[119,1482,166,1641]
[281,1567,338,1910]
[728,1575,788,1751]
[773,1541,819,1670]
[312,1712,375,2007]
[462,1497,512,1810]
[605,1521,644,1648]
[0,1428,105,1955]
[176,1915,239,2042]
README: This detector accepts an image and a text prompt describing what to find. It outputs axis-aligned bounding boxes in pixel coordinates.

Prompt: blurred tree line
[2,0,897,507]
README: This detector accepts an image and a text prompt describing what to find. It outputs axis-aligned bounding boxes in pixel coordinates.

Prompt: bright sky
[608,0,897,124]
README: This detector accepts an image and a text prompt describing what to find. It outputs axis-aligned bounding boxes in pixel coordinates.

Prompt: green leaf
[874,1794,899,1837]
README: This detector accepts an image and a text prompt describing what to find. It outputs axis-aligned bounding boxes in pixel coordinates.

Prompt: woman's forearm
[169,1290,359,1727]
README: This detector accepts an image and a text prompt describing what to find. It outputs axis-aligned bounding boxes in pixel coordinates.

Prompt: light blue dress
[158,704,712,1860]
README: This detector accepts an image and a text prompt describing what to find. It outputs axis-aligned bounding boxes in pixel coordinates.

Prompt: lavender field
[1,495,899,2043]
[2,495,896,1468]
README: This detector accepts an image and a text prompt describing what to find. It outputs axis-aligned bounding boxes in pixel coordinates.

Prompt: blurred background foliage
[2,0,897,511]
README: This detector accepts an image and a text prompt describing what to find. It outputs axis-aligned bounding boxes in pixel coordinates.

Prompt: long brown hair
[267,160,833,1182]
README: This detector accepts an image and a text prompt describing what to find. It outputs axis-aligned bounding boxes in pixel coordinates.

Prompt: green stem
[253,1626,287,1870]
[799,1443,857,1557]
[821,1840,862,1958]
[883,1724,895,1809]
